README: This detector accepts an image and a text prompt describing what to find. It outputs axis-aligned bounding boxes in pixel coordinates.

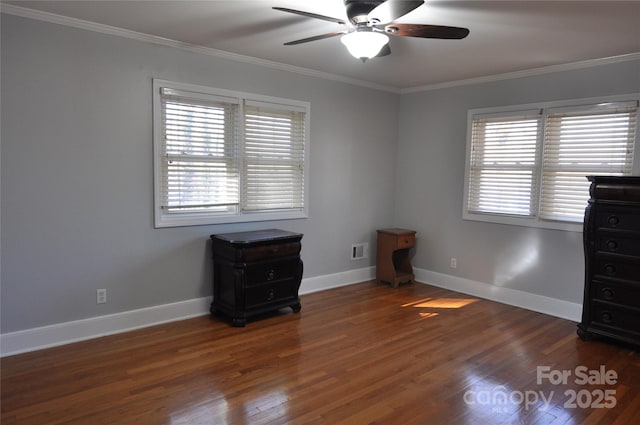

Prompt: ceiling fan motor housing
[274,1,469,54]
[344,0,385,24]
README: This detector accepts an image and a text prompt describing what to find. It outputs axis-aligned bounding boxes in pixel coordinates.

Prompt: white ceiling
[4,0,640,91]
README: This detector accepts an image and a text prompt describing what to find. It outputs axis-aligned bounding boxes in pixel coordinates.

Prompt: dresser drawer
[590,301,640,335]
[593,182,640,202]
[596,233,640,256]
[245,280,298,308]
[595,255,640,282]
[591,279,640,307]
[245,259,300,286]
[597,207,640,232]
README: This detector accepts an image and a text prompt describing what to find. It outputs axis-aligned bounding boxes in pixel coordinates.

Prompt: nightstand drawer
[397,234,415,249]
[245,259,300,286]
[242,242,301,262]
[245,281,297,308]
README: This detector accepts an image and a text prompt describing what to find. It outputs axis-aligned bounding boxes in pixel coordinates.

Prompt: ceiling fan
[273,0,469,62]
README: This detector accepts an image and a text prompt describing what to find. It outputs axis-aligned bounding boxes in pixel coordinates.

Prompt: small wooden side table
[376,228,416,288]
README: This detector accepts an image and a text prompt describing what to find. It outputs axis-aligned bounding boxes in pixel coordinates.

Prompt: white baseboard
[0,267,374,357]
[0,297,212,357]
[414,268,583,323]
[300,266,375,294]
[1,266,580,357]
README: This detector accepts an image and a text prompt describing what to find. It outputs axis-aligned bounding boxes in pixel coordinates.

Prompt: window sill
[154,210,308,228]
[462,211,583,232]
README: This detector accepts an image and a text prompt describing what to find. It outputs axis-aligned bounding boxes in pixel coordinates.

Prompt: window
[467,111,542,217]
[242,102,306,212]
[464,96,639,231]
[153,80,309,227]
[540,104,636,222]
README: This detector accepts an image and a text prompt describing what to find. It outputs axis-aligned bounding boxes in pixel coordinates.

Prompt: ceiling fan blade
[273,7,346,25]
[383,23,469,39]
[368,0,424,24]
[283,31,348,46]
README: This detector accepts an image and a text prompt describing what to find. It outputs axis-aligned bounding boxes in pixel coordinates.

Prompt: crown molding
[0,3,399,94]
[2,3,638,96]
[401,52,640,94]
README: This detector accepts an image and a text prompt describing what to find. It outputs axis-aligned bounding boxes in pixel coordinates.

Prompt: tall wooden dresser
[210,229,303,327]
[578,176,640,346]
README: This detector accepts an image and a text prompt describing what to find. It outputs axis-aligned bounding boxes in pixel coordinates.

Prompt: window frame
[463,94,640,232]
[153,79,310,228]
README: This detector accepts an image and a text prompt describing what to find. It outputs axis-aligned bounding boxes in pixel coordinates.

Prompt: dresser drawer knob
[606,240,619,251]
[607,215,620,226]
[601,311,614,324]
[266,269,276,281]
[267,288,275,301]
[604,264,617,276]
[601,288,615,300]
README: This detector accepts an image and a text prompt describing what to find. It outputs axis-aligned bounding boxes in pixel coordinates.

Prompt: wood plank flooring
[2,281,640,424]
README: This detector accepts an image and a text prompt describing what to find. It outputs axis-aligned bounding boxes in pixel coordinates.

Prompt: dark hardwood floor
[2,281,640,424]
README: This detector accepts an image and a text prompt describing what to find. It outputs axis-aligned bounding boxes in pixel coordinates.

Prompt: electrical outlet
[450,258,457,269]
[97,288,107,304]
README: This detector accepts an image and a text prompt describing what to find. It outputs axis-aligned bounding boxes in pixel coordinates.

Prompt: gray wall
[2,12,639,335]
[0,14,399,333]
[395,59,640,304]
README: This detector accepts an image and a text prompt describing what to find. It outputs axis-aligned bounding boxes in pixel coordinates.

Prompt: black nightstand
[210,229,303,326]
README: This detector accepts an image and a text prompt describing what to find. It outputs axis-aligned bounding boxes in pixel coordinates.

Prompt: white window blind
[540,103,637,222]
[153,80,309,227]
[160,88,239,213]
[242,102,306,212]
[468,113,541,216]
[464,96,638,230]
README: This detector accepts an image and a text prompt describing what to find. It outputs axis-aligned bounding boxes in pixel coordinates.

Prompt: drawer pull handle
[601,288,615,300]
[267,288,275,301]
[604,264,616,276]
[606,240,618,251]
[266,269,276,281]
[601,311,614,324]
[608,215,620,226]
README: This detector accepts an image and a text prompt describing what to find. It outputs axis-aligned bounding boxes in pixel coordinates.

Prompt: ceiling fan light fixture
[340,30,389,61]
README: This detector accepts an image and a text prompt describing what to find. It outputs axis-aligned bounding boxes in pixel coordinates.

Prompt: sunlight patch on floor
[402,297,479,319]
[402,297,479,309]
